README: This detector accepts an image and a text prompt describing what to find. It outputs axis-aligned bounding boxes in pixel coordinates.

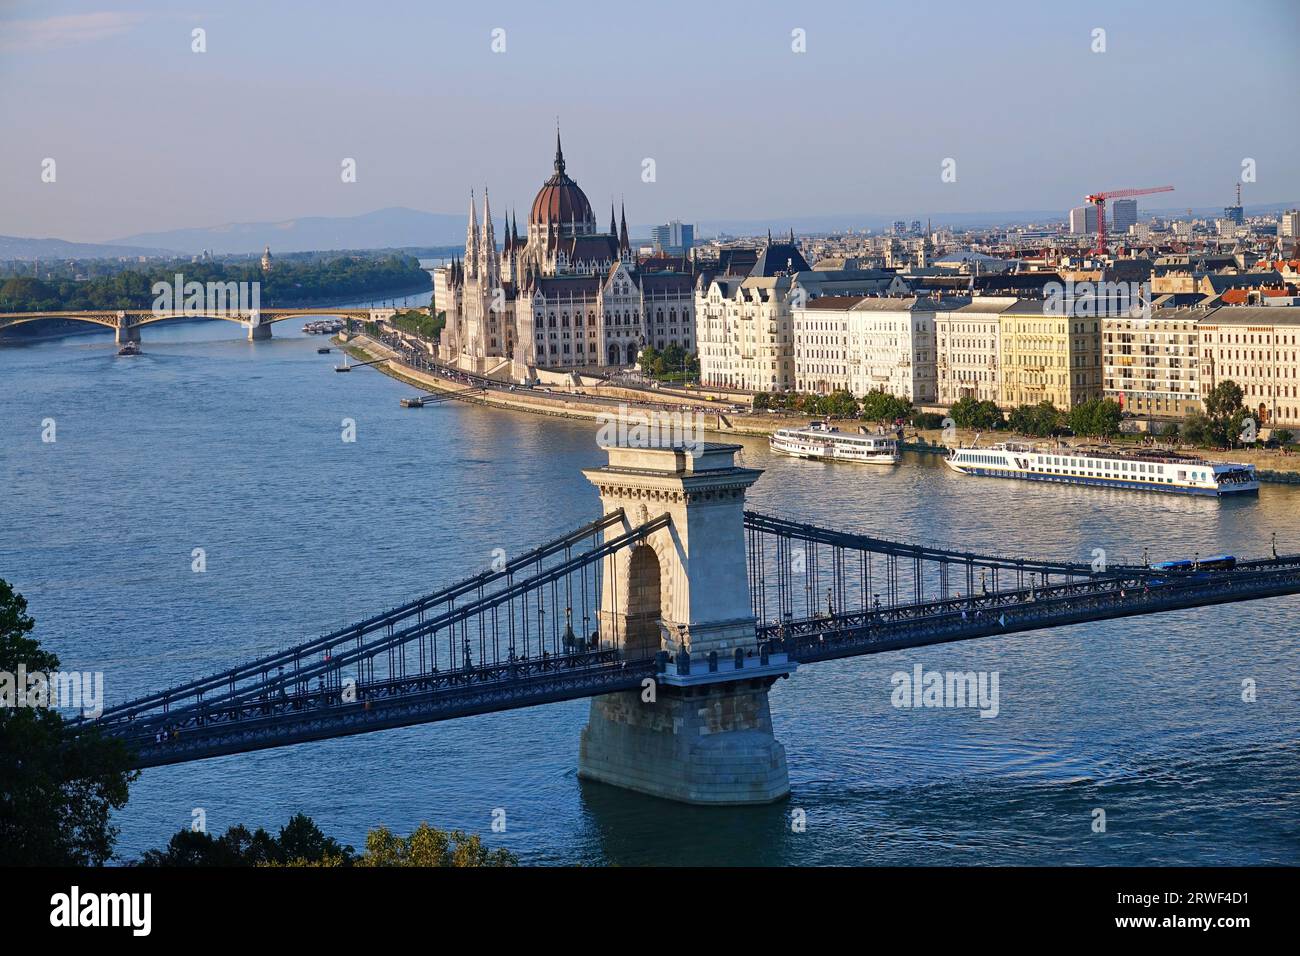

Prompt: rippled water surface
[2,315,1297,865]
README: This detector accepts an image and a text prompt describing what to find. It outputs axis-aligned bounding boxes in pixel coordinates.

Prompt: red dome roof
[529,132,594,229]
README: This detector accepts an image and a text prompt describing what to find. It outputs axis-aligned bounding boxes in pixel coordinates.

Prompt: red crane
[1083,185,1174,253]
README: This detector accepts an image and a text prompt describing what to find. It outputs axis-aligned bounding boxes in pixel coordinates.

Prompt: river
[2,304,1297,865]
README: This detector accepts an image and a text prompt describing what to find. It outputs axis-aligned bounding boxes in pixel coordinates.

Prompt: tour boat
[116,341,141,356]
[944,442,1259,496]
[769,422,900,464]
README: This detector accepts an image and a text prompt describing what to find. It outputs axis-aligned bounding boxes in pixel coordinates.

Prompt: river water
[2,309,1298,865]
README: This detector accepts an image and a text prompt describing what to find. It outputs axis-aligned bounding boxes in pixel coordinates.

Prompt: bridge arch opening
[621,543,663,657]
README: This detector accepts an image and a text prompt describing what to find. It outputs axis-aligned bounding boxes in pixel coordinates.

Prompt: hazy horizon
[3,0,1297,244]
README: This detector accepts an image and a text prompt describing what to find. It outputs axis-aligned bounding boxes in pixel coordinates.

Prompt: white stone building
[696,243,908,392]
[792,295,943,404]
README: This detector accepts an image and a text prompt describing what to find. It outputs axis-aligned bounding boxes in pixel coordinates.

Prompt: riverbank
[342,334,1300,480]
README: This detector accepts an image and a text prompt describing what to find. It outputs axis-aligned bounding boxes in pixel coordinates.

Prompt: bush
[911,412,946,430]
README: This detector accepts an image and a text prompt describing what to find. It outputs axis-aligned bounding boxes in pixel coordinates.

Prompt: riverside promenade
[341,331,1300,480]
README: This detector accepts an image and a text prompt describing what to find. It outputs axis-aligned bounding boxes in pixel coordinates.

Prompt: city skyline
[2,0,1297,243]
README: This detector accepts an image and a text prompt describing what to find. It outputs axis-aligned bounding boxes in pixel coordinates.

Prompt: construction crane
[1084,185,1174,253]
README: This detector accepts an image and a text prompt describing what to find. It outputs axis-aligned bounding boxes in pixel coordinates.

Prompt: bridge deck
[89,556,1300,770]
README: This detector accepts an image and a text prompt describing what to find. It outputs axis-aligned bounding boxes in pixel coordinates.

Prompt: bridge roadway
[102,552,1300,769]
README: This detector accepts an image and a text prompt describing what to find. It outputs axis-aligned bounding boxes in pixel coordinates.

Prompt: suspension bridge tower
[578,442,794,804]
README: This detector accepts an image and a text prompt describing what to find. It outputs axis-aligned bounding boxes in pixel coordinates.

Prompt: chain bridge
[69,443,1300,804]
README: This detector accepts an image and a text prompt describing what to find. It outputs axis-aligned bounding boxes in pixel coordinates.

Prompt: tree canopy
[0,579,137,865]
[137,813,517,867]
[1008,401,1065,437]
[0,254,430,314]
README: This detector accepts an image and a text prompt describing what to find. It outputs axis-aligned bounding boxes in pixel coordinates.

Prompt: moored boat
[770,421,900,464]
[944,441,1258,496]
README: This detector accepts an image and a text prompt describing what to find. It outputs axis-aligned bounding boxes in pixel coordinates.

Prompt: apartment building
[1199,306,1300,427]
[935,296,1012,405]
[696,239,908,392]
[997,298,1103,410]
[1102,307,1203,418]
[792,296,941,403]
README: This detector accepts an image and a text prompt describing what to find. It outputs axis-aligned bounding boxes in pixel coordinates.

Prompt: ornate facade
[435,134,696,378]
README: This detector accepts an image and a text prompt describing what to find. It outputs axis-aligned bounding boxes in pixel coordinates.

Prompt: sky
[1,0,1297,242]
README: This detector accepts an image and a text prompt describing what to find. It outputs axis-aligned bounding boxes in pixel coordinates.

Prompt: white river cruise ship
[944,442,1259,496]
[770,422,900,464]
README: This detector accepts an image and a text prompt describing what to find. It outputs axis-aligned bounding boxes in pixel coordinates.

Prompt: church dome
[529,131,594,230]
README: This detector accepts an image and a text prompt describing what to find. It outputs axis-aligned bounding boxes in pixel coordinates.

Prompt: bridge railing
[82,513,672,739]
[759,558,1300,663]
[82,509,632,729]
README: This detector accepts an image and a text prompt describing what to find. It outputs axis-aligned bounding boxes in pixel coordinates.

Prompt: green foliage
[1203,380,1245,420]
[1180,412,1215,447]
[1008,401,1065,437]
[821,390,860,419]
[948,396,1004,430]
[638,344,699,382]
[911,412,946,430]
[0,254,429,313]
[356,823,518,868]
[0,579,137,866]
[391,309,445,341]
[1273,428,1294,446]
[859,390,912,423]
[1067,398,1123,438]
[138,813,516,867]
[752,392,772,411]
[1177,380,1251,448]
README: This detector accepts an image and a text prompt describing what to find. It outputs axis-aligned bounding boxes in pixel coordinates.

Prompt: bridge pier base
[248,321,272,341]
[578,679,789,805]
[115,325,140,345]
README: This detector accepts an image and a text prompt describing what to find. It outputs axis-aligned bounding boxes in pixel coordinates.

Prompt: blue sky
[2,0,1297,241]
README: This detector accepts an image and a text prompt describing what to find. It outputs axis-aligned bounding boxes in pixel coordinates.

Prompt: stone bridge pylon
[578,443,794,804]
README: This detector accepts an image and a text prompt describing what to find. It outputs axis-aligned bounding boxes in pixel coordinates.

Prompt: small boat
[400,397,426,408]
[117,341,141,356]
[317,347,331,354]
[334,361,351,373]
[770,421,900,464]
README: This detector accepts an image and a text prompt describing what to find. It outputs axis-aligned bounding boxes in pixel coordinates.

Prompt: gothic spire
[465,191,479,279]
[481,187,499,282]
[554,124,566,175]
[610,202,617,238]
[619,201,630,253]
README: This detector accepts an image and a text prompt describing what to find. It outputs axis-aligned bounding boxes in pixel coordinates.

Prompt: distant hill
[9,199,1296,263]
[0,235,175,261]
[109,207,467,255]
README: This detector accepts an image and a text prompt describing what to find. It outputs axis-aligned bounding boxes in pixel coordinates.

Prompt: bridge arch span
[0,312,120,332]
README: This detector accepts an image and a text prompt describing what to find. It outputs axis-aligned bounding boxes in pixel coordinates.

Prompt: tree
[0,579,137,865]
[1008,401,1065,437]
[1067,398,1123,438]
[859,390,912,424]
[821,390,859,419]
[138,815,516,867]
[1180,413,1215,447]
[949,396,1004,430]
[357,823,517,868]
[1204,380,1244,421]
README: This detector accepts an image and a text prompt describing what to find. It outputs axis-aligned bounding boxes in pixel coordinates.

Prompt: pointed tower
[480,188,499,285]
[619,202,630,257]
[610,202,618,239]
[465,191,479,281]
